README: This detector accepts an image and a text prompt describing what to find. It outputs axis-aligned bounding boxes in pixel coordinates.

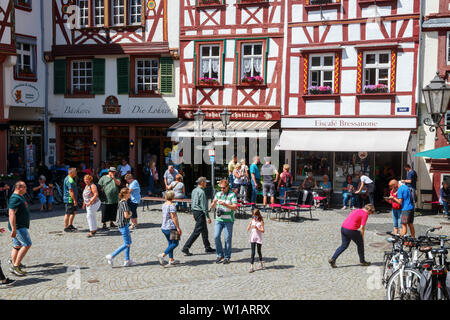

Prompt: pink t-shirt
[342,209,368,230]
[250,220,263,244]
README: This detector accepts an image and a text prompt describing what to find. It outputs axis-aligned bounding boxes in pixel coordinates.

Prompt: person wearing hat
[98,167,121,230]
[181,177,215,256]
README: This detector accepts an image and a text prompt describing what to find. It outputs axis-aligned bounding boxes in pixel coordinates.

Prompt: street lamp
[422,72,450,142]
[220,107,232,130]
[193,106,205,133]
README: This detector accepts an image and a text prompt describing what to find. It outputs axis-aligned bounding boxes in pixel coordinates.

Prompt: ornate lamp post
[220,107,232,130]
[422,72,450,142]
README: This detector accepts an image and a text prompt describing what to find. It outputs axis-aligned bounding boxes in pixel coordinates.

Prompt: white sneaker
[157,254,166,266]
[105,254,113,267]
[123,260,136,267]
[351,207,356,210]
[168,259,180,266]
[341,206,347,210]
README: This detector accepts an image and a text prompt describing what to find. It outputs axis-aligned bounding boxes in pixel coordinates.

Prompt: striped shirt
[214,190,237,223]
[116,200,130,228]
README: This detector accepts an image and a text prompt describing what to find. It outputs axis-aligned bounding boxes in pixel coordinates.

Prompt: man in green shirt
[63,168,78,232]
[98,167,121,230]
[181,177,215,256]
[211,179,238,265]
[8,181,31,277]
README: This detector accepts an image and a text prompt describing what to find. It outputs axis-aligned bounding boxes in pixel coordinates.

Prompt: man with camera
[210,179,238,264]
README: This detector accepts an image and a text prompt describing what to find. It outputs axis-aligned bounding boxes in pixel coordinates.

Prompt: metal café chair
[280,190,300,222]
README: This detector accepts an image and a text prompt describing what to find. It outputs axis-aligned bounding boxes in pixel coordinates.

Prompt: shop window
[112,0,125,26]
[61,126,93,168]
[334,152,374,192]
[129,0,142,25]
[308,54,334,94]
[94,0,105,27]
[15,37,37,81]
[241,43,264,85]
[294,152,333,185]
[135,58,159,93]
[71,60,93,94]
[199,44,221,85]
[77,0,89,28]
[363,51,390,93]
[445,111,450,132]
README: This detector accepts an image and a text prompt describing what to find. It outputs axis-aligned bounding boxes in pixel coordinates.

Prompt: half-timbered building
[276,0,421,204]
[47,0,179,178]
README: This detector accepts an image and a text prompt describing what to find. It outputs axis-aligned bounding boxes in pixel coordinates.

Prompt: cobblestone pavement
[0,203,449,300]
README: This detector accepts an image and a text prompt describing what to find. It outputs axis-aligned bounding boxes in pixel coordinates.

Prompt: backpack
[419,269,433,300]
[96,183,107,203]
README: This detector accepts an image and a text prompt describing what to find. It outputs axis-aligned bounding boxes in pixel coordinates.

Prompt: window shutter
[93,58,106,95]
[160,57,174,95]
[53,59,66,94]
[117,57,129,95]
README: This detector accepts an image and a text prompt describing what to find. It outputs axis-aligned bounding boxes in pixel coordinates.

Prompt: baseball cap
[108,167,117,172]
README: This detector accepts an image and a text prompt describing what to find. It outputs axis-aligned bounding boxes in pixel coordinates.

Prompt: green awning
[414,145,450,159]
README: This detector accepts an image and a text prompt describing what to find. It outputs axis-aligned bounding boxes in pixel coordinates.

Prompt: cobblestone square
[1,204,448,300]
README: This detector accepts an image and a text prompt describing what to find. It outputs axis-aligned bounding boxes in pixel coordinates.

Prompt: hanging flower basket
[241,75,264,85]
[364,84,388,94]
[308,85,332,95]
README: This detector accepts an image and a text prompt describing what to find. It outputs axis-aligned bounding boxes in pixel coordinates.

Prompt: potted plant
[364,84,388,94]
[73,88,90,95]
[199,77,219,85]
[241,75,264,85]
[308,85,332,94]
[17,66,34,78]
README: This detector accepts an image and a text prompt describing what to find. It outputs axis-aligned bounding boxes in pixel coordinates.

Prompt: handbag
[169,229,180,241]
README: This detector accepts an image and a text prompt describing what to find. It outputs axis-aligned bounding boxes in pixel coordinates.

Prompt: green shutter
[93,58,105,95]
[117,57,130,95]
[53,59,66,94]
[160,57,174,95]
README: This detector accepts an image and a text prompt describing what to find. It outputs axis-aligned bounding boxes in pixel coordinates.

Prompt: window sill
[304,3,341,11]
[236,1,270,9]
[196,3,226,10]
[64,93,95,99]
[74,25,143,31]
[129,92,162,98]
[356,92,396,99]
[358,0,395,4]
[15,3,32,12]
[14,75,37,82]
[302,94,340,100]
[196,83,223,88]
[236,83,267,88]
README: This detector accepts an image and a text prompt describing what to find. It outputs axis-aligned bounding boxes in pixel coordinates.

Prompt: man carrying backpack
[98,167,121,230]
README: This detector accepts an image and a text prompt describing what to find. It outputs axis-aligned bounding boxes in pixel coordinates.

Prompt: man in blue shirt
[249,156,261,208]
[389,180,415,238]
[402,164,417,204]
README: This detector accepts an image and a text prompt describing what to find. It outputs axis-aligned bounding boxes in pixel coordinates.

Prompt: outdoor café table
[141,196,192,212]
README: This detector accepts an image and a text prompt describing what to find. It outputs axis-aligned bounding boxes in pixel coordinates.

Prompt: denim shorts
[12,228,32,247]
[392,209,402,228]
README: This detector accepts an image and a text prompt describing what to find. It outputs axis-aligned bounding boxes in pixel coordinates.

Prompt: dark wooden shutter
[117,57,130,95]
[93,58,106,95]
[53,59,66,94]
[160,57,174,95]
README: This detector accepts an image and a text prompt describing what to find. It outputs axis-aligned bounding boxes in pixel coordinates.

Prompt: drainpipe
[416,0,425,204]
[40,0,49,166]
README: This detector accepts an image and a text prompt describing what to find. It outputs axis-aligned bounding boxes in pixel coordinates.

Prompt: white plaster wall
[395,95,412,115]
[308,9,337,22]
[396,51,414,92]
[340,96,356,115]
[348,0,357,19]
[342,46,357,67]
[305,100,335,115]
[397,0,414,15]
[425,0,439,15]
[291,5,303,23]
[289,57,300,94]
[324,25,342,43]
[168,3,180,49]
[348,24,361,42]
[289,97,298,116]
[291,27,309,45]
[359,100,391,115]
[341,70,356,94]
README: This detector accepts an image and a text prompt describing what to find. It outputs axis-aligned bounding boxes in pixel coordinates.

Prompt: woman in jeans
[82,175,101,238]
[277,164,293,205]
[158,190,182,267]
[232,163,243,197]
[385,180,402,234]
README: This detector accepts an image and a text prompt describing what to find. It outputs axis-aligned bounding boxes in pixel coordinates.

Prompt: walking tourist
[402,164,417,203]
[439,180,450,219]
[33,175,53,212]
[328,204,375,268]
[0,256,15,286]
[228,155,238,188]
[388,180,416,238]
[181,177,215,256]
[147,161,158,196]
[211,179,238,264]
[8,181,32,277]
[125,174,141,230]
[105,188,136,267]
[278,164,293,205]
[355,171,375,207]
[232,163,243,195]
[319,175,332,209]
[158,191,182,267]
[261,157,279,208]
[247,209,265,273]
[239,159,250,201]
[167,174,186,210]
[82,175,101,238]
[385,179,402,234]
[341,175,356,210]
[250,156,261,208]
[119,159,132,179]
[63,168,78,232]
[98,167,121,230]
[163,165,178,191]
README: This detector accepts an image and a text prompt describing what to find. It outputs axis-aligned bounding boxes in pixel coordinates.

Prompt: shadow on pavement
[334,261,383,269]
[9,277,52,287]
[263,265,295,270]
[27,262,64,269]
[27,266,89,276]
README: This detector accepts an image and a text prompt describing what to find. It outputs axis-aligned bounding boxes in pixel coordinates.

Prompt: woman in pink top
[328,204,375,268]
[247,209,265,273]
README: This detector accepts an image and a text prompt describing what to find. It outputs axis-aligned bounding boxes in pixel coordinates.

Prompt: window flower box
[363,84,388,94]
[308,85,332,95]
[199,77,220,86]
[72,89,91,95]
[198,0,221,5]
[241,75,264,85]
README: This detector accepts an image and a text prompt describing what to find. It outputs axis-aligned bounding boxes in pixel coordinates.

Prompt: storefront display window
[294,151,332,185]
[334,152,374,192]
[101,126,129,166]
[61,126,93,168]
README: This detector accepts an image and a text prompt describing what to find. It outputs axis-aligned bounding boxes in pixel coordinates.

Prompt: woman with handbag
[82,175,101,237]
[158,190,182,267]
[385,180,402,234]
[277,164,293,205]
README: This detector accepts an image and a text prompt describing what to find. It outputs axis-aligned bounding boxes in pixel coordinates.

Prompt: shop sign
[358,152,368,160]
[64,104,91,115]
[130,104,172,115]
[281,117,417,129]
[11,84,40,106]
[180,110,281,121]
[397,107,410,113]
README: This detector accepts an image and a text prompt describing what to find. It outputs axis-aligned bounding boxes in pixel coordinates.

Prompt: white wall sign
[11,84,40,106]
[281,117,417,129]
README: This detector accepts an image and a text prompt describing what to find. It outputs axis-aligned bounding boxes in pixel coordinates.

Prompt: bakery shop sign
[181,110,280,121]
[11,84,40,106]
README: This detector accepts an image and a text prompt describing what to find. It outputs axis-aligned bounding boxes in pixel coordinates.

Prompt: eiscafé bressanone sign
[281,118,417,129]
[180,110,281,121]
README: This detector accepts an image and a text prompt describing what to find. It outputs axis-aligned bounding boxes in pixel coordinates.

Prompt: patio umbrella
[414,145,450,159]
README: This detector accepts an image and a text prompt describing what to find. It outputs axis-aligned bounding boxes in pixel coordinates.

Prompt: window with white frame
[129,0,142,25]
[200,45,220,82]
[363,51,390,92]
[241,43,263,80]
[15,0,31,8]
[309,54,334,92]
[136,59,159,93]
[445,111,450,132]
[447,32,450,65]
[72,60,93,93]
[94,0,105,26]
[15,39,36,78]
[77,0,89,28]
[112,0,125,26]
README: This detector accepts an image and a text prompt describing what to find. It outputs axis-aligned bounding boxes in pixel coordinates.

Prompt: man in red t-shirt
[328,204,375,268]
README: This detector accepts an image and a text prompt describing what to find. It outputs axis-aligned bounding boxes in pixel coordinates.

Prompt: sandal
[87,232,95,238]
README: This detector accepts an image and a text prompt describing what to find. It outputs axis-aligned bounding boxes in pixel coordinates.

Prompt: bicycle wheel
[53,189,63,205]
[386,268,421,300]
[382,252,393,288]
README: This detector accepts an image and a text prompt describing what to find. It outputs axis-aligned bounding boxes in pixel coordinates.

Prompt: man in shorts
[8,181,32,277]
[125,174,140,230]
[63,168,78,232]
[261,157,279,208]
[389,180,415,238]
